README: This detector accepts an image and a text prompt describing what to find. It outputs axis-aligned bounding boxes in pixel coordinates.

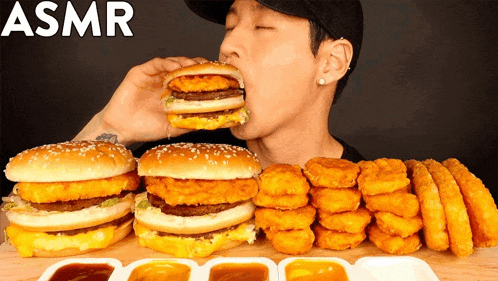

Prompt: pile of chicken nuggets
[252,157,498,257]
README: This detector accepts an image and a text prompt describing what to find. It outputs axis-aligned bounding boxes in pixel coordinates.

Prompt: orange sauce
[48,263,114,281]
[127,261,191,281]
[208,263,269,281]
[285,260,349,281]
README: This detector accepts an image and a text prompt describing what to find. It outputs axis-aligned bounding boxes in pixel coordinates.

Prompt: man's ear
[316,38,353,85]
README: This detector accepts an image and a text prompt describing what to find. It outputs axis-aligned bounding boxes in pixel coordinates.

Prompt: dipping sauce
[127,261,191,281]
[48,263,114,281]
[285,260,349,281]
[208,263,269,281]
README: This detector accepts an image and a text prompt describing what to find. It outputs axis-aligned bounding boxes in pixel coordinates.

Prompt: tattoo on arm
[96,133,118,144]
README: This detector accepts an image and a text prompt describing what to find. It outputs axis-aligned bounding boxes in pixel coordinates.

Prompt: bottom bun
[6,218,133,258]
[133,221,256,258]
[167,107,249,130]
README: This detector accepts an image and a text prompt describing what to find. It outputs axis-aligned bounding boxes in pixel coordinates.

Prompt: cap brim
[184,0,233,25]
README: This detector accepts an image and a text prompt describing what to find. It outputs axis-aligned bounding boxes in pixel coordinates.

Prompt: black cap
[185,0,363,73]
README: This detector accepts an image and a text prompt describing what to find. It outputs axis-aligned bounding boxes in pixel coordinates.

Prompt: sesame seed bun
[138,143,261,180]
[163,61,244,89]
[5,141,137,182]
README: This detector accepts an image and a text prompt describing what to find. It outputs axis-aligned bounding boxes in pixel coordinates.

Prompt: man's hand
[73,57,208,146]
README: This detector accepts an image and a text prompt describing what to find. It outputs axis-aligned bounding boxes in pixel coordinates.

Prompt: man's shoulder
[334,136,365,163]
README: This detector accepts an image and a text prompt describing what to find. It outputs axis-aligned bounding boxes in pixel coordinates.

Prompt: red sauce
[48,263,114,281]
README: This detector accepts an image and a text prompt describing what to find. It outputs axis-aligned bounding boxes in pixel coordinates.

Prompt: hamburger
[134,142,261,258]
[2,140,139,257]
[161,61,249,130]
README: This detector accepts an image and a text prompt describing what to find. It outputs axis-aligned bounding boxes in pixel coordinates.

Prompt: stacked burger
[358,158,423,255]
[3,141,139,257]
[253,164,315,255]
[133,143,261,258]
[304,157,370,251]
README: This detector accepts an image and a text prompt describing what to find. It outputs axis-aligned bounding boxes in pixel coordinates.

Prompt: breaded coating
[257,164,310,196]
[265,227,315,255]
[405,159,449,251]
[309,187,362,213]
[145,176,258,206]
[363,190,420,218]
[303,157,360,188]
[252,192,309,210]
[423,159,473,257]
[357,158,411,195]
[443,158,498,248]
[374,212,423,238]
[313,224,366,250]
[367,224,422,255]
[318,207,372,233]
[255,205,316,231]
[16,170,140,203]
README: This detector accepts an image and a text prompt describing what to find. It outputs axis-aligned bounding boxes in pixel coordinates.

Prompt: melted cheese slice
[134,221,255,258]
[167,108,248,130]
[6,224,116,257]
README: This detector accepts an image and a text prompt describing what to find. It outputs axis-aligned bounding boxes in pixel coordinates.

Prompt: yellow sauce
[127,261,191,281]
[208,263,269,281]
[285,260,349,281]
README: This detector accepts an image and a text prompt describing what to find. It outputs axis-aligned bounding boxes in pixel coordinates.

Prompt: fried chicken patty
[357,158,411,195]
[16,170,140,203]
[144,176,258,206]
[255,205,316,231]
[168,75,239,92]
[147,193,244,216]
[304,157,360,188]
[257,164,310,196]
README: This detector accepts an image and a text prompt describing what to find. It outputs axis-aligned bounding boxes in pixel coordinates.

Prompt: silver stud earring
[318,78,326,85]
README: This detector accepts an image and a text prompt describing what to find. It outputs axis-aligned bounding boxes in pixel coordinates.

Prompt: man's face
[219,0,319,140]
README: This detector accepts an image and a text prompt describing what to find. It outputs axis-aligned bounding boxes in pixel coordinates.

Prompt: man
[73,0,364,167]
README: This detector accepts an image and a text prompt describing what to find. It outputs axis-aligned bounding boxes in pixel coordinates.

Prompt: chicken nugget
[374,212,423,238]
[265,227,314,255]
[313,223,366,250]
[423,159,473,257]
[443,158,498,248]
[309,187,361,213]
[367,224,422,255]
[318,207,371,233]
[358,158,411,195]
[257,164,310,196]
[303,157,360,188]
[363,190,420,218]
[255,205,316,231]
[252,192,309,210]
[405,159,449,251]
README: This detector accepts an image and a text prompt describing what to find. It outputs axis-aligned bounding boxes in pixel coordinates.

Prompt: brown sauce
[208,263,269,281]
[48,263,114,281]
[285,260,349,281]
[127,261,191,281]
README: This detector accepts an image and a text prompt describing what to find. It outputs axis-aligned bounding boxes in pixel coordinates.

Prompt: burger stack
[253,164,315,255]
[304,157,370,251]
[358,158,423,255]
[3,141,139,257]
[133,143,261,258]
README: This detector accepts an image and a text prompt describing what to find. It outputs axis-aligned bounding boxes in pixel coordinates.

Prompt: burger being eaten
[3,141,139,257]
[134,143,261,258]
[162,61,249,130]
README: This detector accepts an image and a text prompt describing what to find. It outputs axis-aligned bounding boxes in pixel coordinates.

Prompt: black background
[1,0,497,200]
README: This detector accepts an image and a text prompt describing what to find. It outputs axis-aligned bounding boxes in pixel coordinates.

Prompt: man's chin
[230,122,254,141]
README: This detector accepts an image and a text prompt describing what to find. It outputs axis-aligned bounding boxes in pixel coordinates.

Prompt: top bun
[138,143,261,180]
[5,141,136,182]
[163,61,244,89]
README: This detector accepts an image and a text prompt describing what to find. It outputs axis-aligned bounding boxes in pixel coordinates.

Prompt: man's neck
[247,125,343,169]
